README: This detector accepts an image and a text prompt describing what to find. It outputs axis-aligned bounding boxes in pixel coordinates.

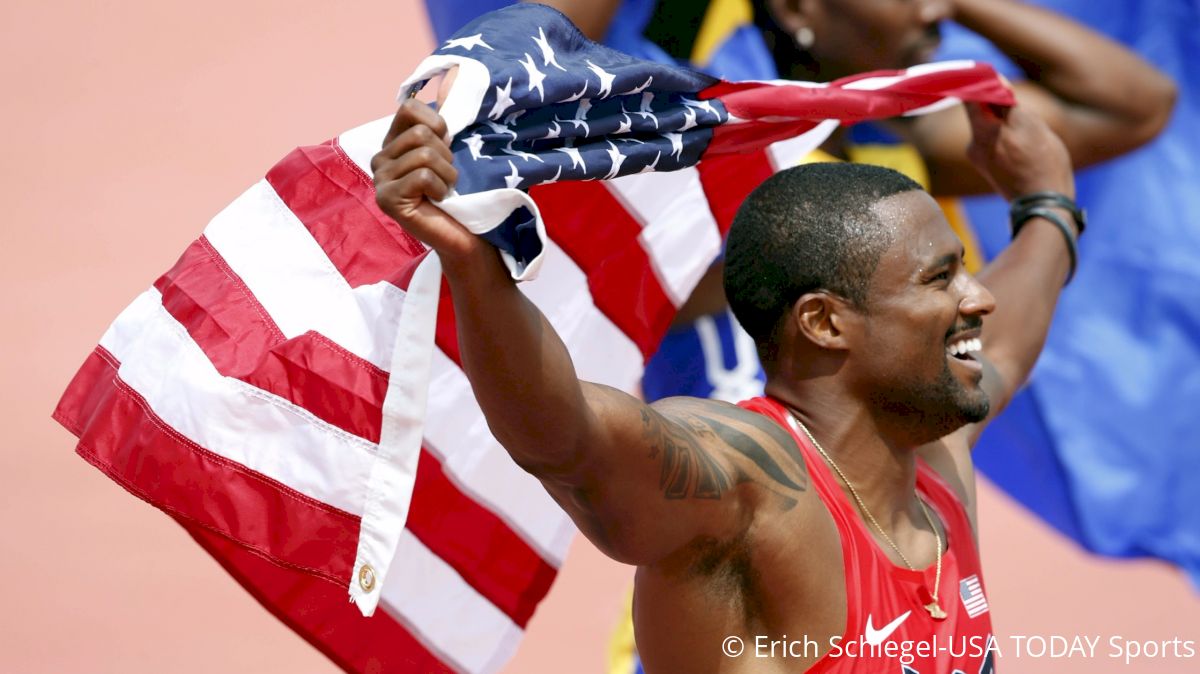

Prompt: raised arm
[910,0,1177,195]
[371,101,806,565]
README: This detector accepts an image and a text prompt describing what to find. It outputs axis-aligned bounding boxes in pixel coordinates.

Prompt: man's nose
[961,273,996,318]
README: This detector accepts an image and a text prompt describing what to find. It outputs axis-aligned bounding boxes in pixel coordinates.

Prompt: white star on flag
[554,145,587,171]
[501,142,543,163]
[639,151,662,174]
[586,60,616,98]
[683,98,720,119]
[634,92,659,128]
[443,33,493,51]
[602,141,627,180]
[481,119,517,140]
[556,99,592,135]
[664,131,684,160]
[616,112,633,135]
[463,133,490,160]
[540,120,562,141]
[503,160,523,188]
[679,107,699,132]
[531,27,566,71]
[558,82,588,103]
[518,53,548,101]
[620,76,654,96]
[538,165,563,185]
[488,77,516,120]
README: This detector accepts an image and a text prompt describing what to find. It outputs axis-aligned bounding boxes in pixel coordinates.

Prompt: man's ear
[789,291,855,351]
[764,0,815,35]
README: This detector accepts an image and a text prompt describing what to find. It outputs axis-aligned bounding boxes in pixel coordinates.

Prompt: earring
[794,26,815,50]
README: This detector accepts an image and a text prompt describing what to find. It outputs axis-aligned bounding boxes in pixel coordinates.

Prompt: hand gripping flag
[53,4,1013,672]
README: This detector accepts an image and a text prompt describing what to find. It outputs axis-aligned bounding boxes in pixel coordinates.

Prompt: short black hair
[724,162,923,348]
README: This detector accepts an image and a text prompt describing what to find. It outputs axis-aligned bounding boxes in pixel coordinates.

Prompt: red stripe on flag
[705,120,823,156]
[53,343,555,626]
[696,151,777,236]
[154,235,388,442]
[531,181,675,359]
[180,517,453,674]
[410,452,555,627]
[267,142,466,366]
[266,143,425,288]
[52,346,359,584]
[701,65,1012,123]
[148,236,553,625]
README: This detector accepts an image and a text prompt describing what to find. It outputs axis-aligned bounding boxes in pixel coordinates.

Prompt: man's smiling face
[848,190,996,440]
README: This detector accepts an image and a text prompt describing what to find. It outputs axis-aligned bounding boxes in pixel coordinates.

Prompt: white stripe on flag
[765,119,841,170]
[522,239,643,391]
[203,179,409,371]
[98,289,376,515]
[382,529,523,674]
[841,60,977,91]
[606,168,722,307]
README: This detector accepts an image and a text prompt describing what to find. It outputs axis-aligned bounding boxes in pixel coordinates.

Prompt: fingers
[372,104,460,213]
[373,127,458,185]
[382,98,450,148]
[376,152,459,201]
[375,165,454,208]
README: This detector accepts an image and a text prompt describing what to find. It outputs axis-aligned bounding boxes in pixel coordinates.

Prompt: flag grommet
[358,564,377,593]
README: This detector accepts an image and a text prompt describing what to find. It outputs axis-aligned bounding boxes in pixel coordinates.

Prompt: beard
[870,357,990,444]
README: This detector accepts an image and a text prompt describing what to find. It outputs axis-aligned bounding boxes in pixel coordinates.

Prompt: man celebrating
[372,86,1076,671]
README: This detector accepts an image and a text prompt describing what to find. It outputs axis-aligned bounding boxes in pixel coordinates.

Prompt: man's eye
[932,270,951,282]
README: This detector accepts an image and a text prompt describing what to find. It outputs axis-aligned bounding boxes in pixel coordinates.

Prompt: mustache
[946,315,983,341]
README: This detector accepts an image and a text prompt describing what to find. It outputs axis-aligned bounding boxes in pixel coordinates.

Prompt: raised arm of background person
[526,0,622,42]
[371,101,807,566]
[958,102,1075,442]
[911,0,1177,196]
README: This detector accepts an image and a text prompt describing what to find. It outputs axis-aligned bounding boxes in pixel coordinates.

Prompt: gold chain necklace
[789,411,947,620]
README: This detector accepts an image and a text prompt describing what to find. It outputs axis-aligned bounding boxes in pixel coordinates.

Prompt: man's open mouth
[946,336,982,361]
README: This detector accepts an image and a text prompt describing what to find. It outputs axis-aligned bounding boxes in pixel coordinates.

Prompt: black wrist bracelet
[1011,206,1078,285]
[1010,191,1086,235]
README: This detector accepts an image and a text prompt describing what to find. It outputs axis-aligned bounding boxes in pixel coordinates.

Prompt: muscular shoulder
[646,397,811,509]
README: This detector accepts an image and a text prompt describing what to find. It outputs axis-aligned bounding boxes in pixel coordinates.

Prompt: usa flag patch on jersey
[960,574,990,618]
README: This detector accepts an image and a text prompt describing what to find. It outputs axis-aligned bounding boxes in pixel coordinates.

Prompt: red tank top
[741,397,997,673]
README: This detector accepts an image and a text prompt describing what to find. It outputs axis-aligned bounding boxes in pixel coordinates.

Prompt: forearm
[954,0,1175,144]
[440,241,592,473]
[975,207,1072,409]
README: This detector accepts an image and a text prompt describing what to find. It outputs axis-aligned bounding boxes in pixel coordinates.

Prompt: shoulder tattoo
[640,405,808,501]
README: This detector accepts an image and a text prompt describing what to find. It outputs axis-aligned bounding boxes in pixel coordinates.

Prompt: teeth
[947,337,983,357]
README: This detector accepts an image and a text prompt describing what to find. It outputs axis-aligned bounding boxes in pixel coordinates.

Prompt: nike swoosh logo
[864,610,912,646]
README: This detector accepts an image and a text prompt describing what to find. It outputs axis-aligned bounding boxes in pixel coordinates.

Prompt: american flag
[960,574,991,618]
[53,4,1012,672]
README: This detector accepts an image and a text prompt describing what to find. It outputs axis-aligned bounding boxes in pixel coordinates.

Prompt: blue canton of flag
[399,3,1012,284]
[402,3,730,278]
